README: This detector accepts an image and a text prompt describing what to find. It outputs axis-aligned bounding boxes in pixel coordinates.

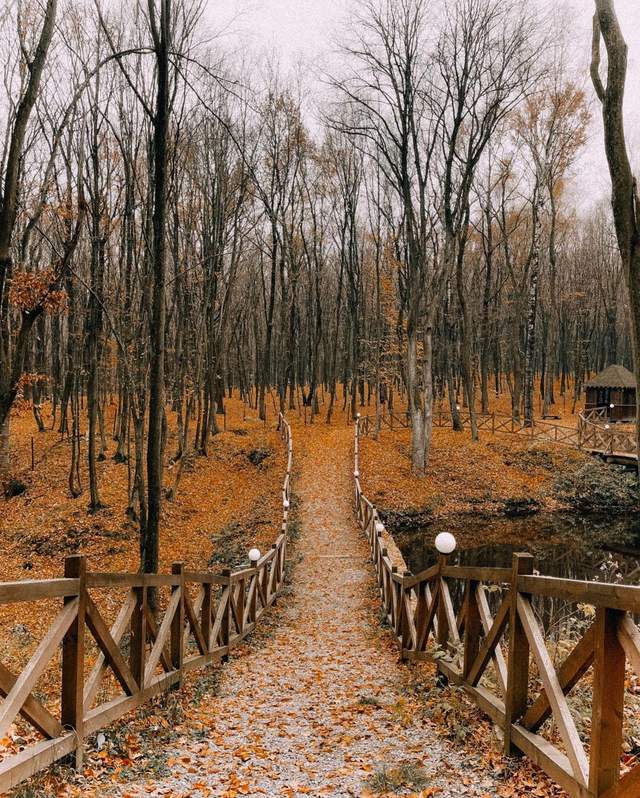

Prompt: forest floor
[359,423,587,526]
[32,419,560,798]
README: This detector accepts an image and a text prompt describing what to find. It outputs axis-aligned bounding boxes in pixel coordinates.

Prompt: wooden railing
[358,408,583,448]
[354,418,640,798]
[0,414,293,794]
[578,411,637,458]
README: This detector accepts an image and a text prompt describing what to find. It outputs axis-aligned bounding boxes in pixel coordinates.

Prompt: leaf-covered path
[117,423,499,798]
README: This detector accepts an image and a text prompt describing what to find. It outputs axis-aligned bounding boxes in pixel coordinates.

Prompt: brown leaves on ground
[360,420,585,521]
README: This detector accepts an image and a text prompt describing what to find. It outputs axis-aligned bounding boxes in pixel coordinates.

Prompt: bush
[554,460,639,513]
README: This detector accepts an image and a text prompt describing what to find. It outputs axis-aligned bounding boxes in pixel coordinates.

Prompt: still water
[394,514,640,637]
[395,514,640,585]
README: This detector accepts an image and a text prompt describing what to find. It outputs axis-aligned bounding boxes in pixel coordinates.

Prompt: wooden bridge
[0,418,292,794]
[355,416,640,798]
[358,405,639,464]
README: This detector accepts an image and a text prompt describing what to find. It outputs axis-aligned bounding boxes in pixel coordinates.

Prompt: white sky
[210,0,640,212]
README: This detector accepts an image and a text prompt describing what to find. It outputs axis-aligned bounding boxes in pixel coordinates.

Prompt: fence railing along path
[0,414,293,794]
[354,416,640,798]
[358,405,638,460]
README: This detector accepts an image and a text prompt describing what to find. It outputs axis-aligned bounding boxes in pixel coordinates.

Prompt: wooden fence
[354,417,640,798]
[0,414,293,794]
[578,411,637,459]
[358,407,631,453]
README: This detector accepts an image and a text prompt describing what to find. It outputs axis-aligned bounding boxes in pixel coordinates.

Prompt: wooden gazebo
[585,364,636,422]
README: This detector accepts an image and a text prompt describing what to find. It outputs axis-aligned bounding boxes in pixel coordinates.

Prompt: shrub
[554,460,639,514]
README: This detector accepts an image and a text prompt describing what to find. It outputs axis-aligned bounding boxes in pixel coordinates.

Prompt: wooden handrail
[0,413,293,794]
[354,416,640,798]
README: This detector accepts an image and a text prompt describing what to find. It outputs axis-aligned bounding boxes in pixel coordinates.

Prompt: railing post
[130,586,147,690]
[504,552,534,756]
[171,562,185,688]
[61,554,86,769]
[589,608,626,795]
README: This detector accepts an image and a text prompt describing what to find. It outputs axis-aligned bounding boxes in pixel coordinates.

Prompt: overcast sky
[211,0,640,212]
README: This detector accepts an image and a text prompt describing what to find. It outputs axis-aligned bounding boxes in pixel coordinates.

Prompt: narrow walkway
[118,424,496,797]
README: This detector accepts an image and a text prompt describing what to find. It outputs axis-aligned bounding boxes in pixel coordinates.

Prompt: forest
[1,1,640,797]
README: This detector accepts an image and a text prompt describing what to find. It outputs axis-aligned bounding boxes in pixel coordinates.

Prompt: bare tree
[591,0,640,462]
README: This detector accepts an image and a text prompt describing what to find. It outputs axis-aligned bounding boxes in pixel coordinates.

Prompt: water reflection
[397,514,640,585]
[395,514,640,638]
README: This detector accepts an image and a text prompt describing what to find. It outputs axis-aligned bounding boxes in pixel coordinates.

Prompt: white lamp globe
[354,470,360,478]
[283,498,290,509]
[435,532,457,555]
[248,548,261,563]
[375,521,385,534]
[356,413,361,419]
[610,403,615,408]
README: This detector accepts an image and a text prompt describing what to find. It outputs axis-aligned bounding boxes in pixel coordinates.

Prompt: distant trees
[0,0,637,562]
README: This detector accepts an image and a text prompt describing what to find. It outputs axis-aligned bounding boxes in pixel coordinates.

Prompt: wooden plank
[518,575,640,612]
[0,578,79,604]
[0,599,78,737]
[144,589,181,684]
[476,585,507,695]
[504,553,533,756]
[517,594,588,786]
[0,662,64,739]
[85,594,138,698]
[462,580,481,679]
[83,671,179,736]
[171,563,185,688]
[61,555,86,767]
[144,603,173,673]
[84,590,136,709]
[0,733,76,795]
[442,566,512,584]
[617,614,640,677]
[467,592,509,688]
[510,724,590,798]
[211,585,230,648]
[523,622,595,733]
[86,573,178,588]
[439,577,461,645]
[589,608,626,795]
[129,586,147,688]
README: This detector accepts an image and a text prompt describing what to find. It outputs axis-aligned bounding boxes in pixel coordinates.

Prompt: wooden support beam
[589,608,626,796]
[61,555,86,769]
[503,553,533,756]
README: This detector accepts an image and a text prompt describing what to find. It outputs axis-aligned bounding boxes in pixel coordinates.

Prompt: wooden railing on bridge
[0,414,293,794]
[359,406,640,459]
[578,409,638,459]
[354,417,640,798]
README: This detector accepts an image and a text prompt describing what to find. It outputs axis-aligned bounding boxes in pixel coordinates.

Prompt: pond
[395,513,640,585]
[394,513,640,638]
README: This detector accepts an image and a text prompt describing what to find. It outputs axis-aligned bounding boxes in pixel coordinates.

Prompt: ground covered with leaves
[359,424,587,526]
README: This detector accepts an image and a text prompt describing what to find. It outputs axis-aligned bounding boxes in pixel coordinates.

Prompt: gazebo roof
[585,364,636,389]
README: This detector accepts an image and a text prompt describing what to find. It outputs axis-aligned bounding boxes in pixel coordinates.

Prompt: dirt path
[114,422,499,798]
